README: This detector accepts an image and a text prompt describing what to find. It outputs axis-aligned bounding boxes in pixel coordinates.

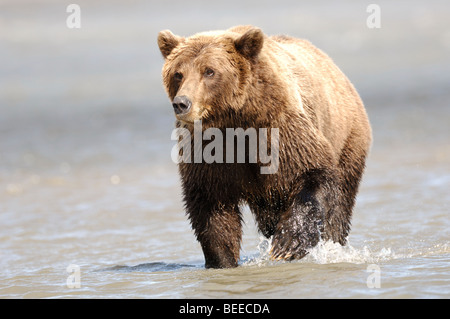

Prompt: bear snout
[172,95,192,115]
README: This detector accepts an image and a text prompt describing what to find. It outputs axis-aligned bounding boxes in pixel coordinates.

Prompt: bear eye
[174,72,183,81]
[204,68,215,78]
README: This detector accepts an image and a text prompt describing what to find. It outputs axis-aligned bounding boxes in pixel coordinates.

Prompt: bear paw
[270,231,311,261]
[269,203,322,261]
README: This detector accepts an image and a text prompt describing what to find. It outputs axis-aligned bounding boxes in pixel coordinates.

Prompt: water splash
[241,236,274,267]
[242,236,399,266]
[304,240,397,264]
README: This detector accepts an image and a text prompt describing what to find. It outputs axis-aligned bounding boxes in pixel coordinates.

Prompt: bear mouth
[175,114,196,125]
[175,108,210,125]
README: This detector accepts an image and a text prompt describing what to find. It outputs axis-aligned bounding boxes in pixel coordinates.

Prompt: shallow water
[1,0,449,299]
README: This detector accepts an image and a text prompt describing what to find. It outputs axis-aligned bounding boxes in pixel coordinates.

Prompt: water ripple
[99,262,200,273]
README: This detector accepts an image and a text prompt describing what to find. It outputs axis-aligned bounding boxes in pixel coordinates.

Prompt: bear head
[158,26,264,125]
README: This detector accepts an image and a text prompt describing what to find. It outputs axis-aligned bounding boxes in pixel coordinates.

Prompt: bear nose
[172,96,192,115]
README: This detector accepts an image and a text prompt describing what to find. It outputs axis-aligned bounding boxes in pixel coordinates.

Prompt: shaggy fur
[158,25,372,268]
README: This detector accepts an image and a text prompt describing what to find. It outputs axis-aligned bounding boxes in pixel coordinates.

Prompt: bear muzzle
[172,95,192,116]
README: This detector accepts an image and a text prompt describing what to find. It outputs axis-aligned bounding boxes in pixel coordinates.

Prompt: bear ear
[234,27,264,60]
[158,30,183,59]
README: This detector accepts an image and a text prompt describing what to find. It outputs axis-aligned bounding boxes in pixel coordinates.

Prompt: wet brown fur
[158,25,372,268]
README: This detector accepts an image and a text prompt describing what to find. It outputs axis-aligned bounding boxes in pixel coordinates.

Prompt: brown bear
[157,25,372,268]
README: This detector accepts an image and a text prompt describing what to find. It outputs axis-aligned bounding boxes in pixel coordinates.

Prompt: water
[1,0,449,299]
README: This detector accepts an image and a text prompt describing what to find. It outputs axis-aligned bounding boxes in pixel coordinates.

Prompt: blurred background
[0,0,449,298]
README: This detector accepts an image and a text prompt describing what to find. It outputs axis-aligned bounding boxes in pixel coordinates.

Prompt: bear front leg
[190,206,242,269]
[270,169,339,261]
